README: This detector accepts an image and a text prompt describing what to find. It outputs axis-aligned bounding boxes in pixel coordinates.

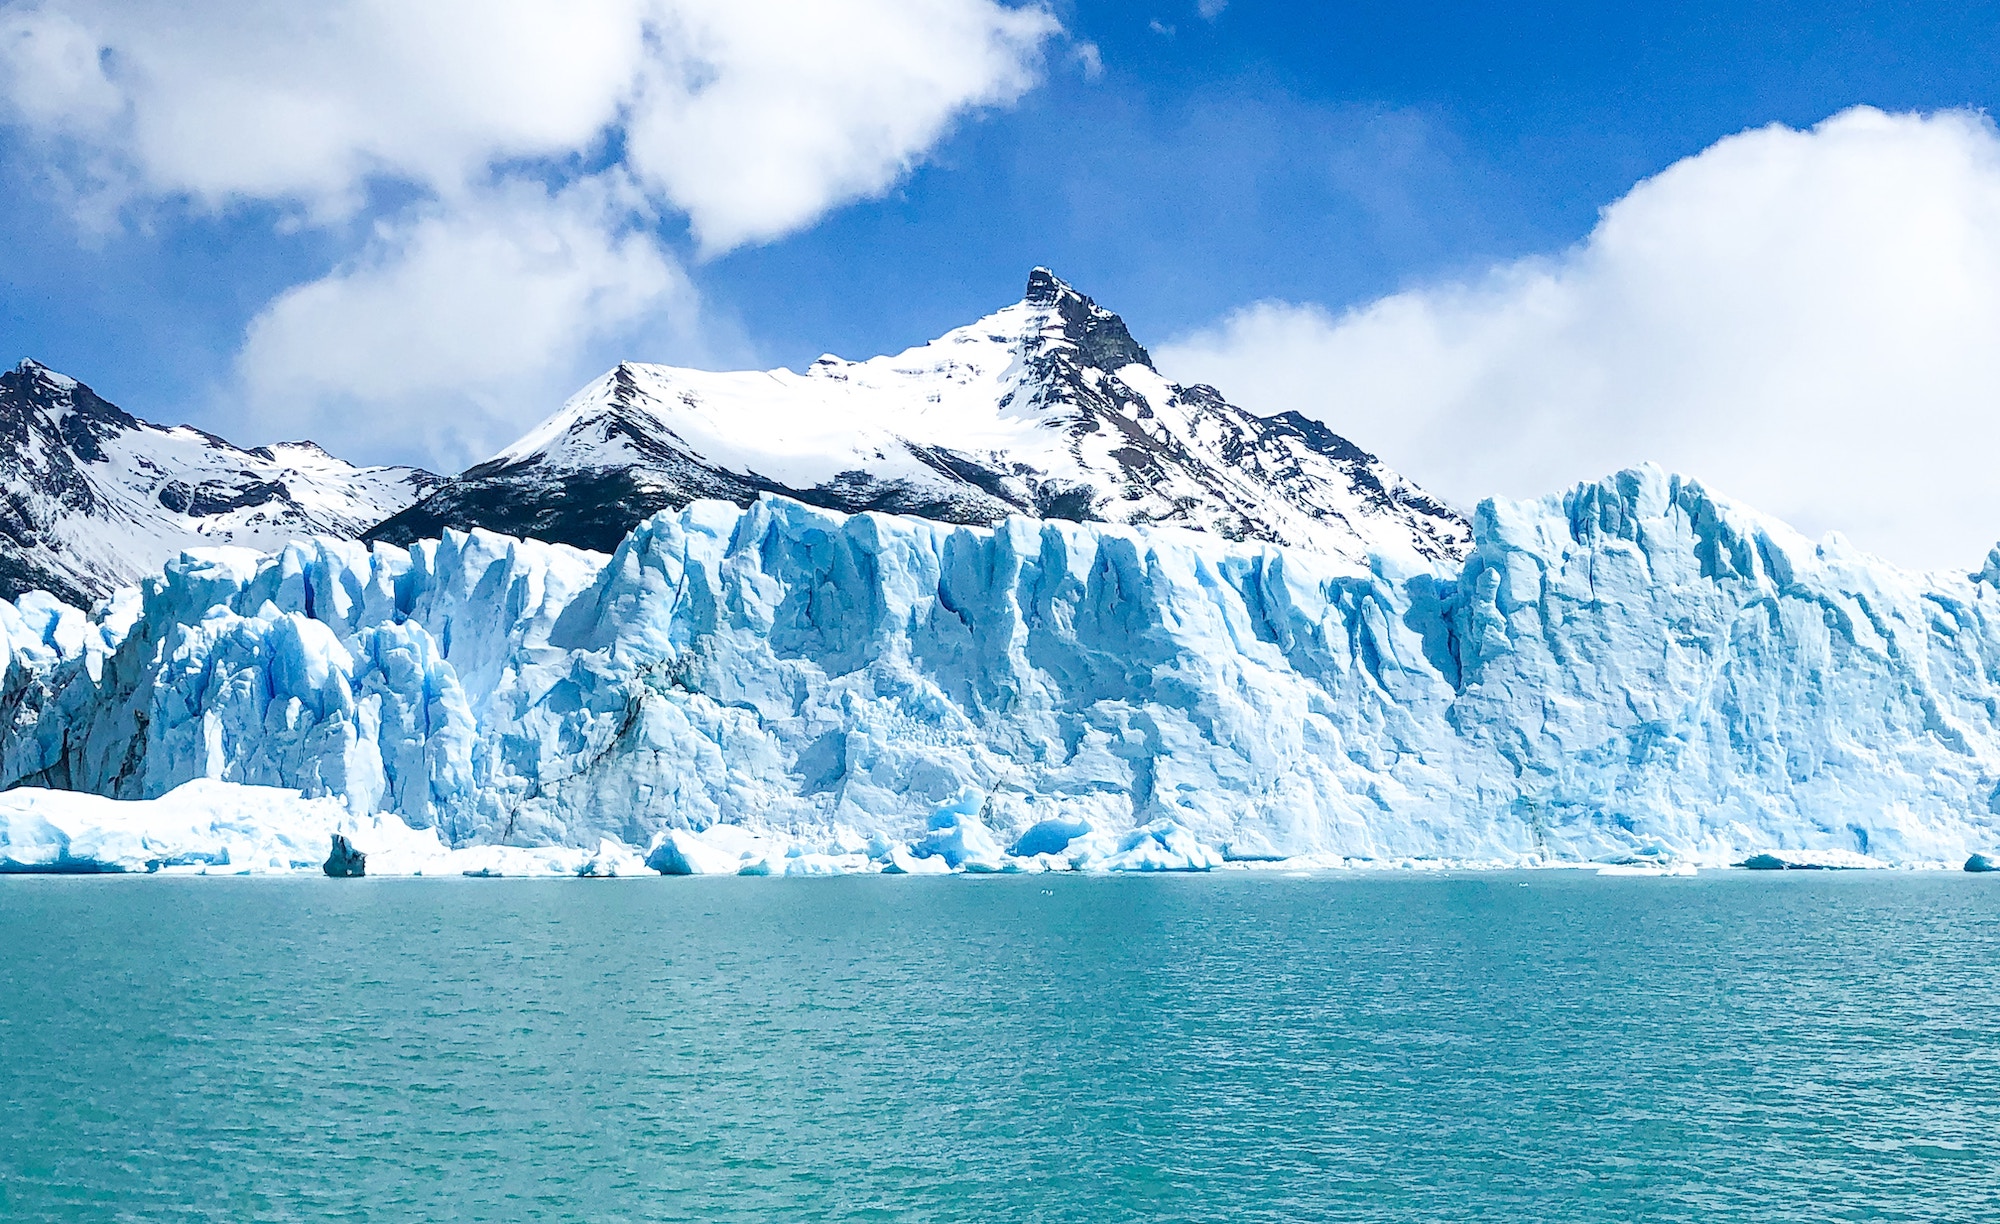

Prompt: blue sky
[713,0,2000,363]
[6,2,2000,564]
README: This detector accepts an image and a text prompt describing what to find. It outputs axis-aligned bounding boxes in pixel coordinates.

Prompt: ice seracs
[0,359,439,606]
[5,464,2000,872]
[368,269,1469,565]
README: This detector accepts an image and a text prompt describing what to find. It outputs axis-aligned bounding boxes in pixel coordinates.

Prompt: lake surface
[2,871,1996,1222]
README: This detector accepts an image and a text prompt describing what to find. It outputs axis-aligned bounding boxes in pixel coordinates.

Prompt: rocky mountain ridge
[0,360,438,606]
[367,269,1470,564]
[3,270,1468,604]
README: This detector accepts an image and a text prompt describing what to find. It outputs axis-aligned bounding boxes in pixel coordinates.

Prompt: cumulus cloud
[0,7,121,131]
[0,0,1060,461]
[237,177,690,467]
[629,0,1058,252]
[1,1,652,216]
[1159,107,2000,571]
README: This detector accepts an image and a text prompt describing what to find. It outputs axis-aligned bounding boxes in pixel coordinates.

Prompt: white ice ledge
[0,780,1961,878]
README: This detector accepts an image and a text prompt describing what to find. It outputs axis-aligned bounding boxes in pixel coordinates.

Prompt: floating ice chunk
[1094,820,1224,872]
[883,843,952,874]
[915,797,1007,871]
[648,825,784,876]
[782,851,875,876]
[1736,849,1888,871]
[444,844,593,878]
[1010,816,1092,858]
[1595,862,1698,877]
[651,829,741,876]
[0,779,377,874]
[323,833,366,877]
[580,839,649,877]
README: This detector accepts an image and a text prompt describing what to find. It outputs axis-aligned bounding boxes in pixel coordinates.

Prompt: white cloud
[628,0,1059,252]
[1197,0,1228,20]
[0,0,1058,230]
[1158,107,2000,571]
[1072,41,1105,81]
[0,1,652,216]
[237,176,689,468]
[0,7,121,131]
[0,0,1060,461]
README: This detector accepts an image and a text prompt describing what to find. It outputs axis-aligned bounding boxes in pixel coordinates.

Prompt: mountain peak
[10,358,76,391]
[1019,268,1153,372]
[1023,266,1077,307]
[374,267,1470,565]
[0,369,438,604]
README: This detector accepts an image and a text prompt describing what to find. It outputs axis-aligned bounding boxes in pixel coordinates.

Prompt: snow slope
[5,466,1998,869]
[0,360,439,606]
[369,269,1468,564]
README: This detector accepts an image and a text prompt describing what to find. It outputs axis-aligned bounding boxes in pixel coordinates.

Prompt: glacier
[4,463,1999,873]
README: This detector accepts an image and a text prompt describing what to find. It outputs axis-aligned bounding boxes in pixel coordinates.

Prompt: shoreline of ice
[1,780,1979,878]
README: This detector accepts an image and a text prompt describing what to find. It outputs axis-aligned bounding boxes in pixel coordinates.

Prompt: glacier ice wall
[4,465,1999,864]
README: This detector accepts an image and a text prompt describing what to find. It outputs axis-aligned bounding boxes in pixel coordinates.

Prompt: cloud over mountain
[1160,108,2000,570]
[0,0,1061,464]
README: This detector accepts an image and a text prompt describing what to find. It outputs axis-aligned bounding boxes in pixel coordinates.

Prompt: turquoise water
[2,872,1996,1222]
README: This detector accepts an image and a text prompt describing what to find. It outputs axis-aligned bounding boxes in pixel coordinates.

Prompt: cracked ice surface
[4,465,2000,873]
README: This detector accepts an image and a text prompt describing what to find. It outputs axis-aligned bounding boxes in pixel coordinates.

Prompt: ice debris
[323,832,366,877]
[1735,849,1889,871]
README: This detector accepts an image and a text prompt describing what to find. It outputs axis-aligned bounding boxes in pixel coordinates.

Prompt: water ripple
[1,871,1996,1221]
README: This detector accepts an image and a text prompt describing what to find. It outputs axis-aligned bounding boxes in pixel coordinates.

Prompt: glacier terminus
[5,463,2000,874]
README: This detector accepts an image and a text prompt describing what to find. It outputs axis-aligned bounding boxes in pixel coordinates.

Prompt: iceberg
[4,465,2000,872]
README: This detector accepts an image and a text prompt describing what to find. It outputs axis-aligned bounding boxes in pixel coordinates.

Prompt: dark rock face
[369,466,678,555]
[0,548,87,610]
[368,442,1027,553]
[0,363,132,594]
[1025,266,1153,371]
[323,833,367,878]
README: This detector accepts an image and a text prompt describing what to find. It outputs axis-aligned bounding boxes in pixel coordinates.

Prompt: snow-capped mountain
[0,360,439,606]
[368,269,1469,563]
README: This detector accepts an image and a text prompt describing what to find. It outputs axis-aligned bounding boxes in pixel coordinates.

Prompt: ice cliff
[4,464,1998,869]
